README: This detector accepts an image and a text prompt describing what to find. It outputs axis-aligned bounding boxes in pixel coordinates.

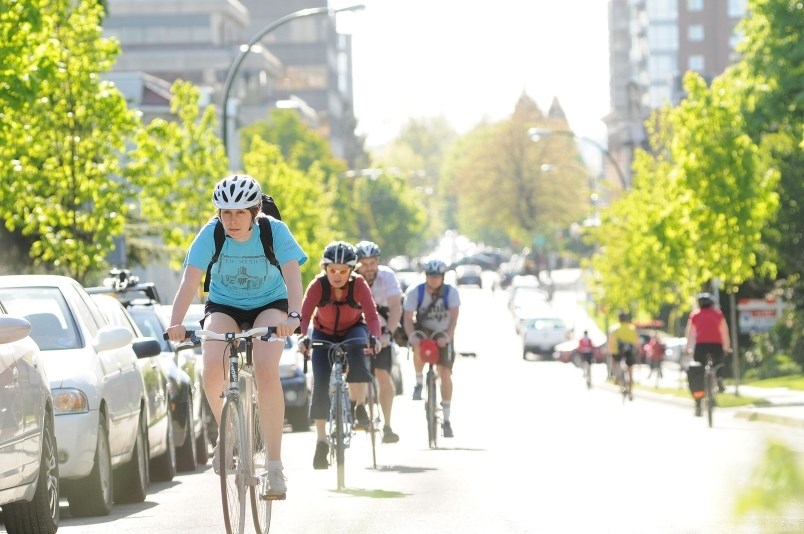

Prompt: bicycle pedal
[261,492,286,501]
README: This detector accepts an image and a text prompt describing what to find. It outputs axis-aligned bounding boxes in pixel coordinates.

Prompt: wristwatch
[288,311,301,321]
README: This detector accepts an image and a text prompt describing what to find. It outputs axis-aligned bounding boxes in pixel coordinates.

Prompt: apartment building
[605,0,747,190]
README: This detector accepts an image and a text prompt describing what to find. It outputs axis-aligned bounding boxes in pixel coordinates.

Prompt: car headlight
[53,388,89,414]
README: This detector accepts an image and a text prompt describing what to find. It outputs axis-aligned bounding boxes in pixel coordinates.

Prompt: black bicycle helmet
[322,241,358,267]
[212,174,262,209]
[618,310,631,322]
[697,292,715,307]
[355,240,381,259]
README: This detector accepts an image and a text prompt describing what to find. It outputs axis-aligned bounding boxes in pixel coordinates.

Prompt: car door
[0,309,28,488]
[67,284,141,457]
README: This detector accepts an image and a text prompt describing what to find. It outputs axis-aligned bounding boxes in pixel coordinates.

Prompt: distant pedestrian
[646,333,665,382]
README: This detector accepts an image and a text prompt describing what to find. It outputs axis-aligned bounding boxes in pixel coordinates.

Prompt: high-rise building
[605,0,747,190]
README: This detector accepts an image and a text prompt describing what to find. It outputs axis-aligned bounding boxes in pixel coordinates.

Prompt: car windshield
[0,287,81,350]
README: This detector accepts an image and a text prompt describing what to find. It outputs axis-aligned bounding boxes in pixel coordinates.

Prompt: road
[3,273,804,533]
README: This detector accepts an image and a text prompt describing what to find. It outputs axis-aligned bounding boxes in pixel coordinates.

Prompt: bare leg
[375,368,395,427]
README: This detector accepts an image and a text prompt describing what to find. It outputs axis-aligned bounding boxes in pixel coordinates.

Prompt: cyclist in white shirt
[355,241,402,443]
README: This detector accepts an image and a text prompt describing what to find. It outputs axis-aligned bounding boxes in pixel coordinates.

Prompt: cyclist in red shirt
[298,241,382,469]
[685,292,731,416]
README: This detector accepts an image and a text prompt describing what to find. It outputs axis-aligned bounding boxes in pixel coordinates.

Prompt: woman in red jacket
[685,292,731,415]
[298,241,382,469]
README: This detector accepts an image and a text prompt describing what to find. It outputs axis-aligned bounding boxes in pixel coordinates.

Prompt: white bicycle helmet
[355,240,381,259]
[423,259,448,275]
[322,241,358,267]
[212,174,262,209]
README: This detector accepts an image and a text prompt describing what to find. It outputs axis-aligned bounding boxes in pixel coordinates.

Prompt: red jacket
[300,274,382,338]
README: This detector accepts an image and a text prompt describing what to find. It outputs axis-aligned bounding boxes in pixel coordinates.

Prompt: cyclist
[402,259,461,438]
[577,330,594,381]
[165,174,307,497]
[298,241,382,469]
[354,240,403,444]
[607,311,638,399]
[685,292,731,416]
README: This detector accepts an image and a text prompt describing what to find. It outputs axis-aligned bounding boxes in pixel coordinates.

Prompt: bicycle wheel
[704,369,714,428]
[219,396,247,534]
[334,386,346,490]
[249,394,271,534]
[366,379,378,469]
[426,369,438,448]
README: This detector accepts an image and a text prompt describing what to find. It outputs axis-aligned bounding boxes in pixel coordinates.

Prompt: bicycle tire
[334,385,346,490]
[220,396,246,534]
[705,368,714,428]
[426,369,438,448]
[366,379,378,469]
[249,392,271,534]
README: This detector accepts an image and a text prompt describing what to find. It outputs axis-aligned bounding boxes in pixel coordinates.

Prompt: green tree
[124,80,228,269]
[0,0,137,282]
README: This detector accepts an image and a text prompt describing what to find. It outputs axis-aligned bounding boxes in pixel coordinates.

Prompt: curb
[734,409,804,429]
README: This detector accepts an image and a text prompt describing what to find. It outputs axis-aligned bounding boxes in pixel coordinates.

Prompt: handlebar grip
[164,330,196,341]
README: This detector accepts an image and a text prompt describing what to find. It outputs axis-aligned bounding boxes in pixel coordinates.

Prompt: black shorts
[371,345,393,372]
[203,299,289,329]
[613,351,636,367]
[580,352,593,365]
[693,343,724,366]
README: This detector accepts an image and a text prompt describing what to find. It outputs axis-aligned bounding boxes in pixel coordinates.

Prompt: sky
[335,0,612,149]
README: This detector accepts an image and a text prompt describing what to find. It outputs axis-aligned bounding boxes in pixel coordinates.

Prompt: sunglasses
[326,266,351,276]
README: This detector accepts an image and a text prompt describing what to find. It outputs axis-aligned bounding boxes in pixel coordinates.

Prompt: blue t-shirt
[185,217,307,309]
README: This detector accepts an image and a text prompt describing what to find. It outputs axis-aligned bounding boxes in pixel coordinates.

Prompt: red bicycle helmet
[419,339,440,365]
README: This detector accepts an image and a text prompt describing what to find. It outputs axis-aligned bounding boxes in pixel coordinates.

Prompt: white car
[0,307,60,533]
[0,275,159,517]
[521,315,569,359]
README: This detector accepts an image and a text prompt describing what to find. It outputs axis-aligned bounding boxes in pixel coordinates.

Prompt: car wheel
[176,401,197,472]
[66,416,113,517]
[195,399,210,465]
[150,408,176,482]
[113,408,149,503]
[2,413,60,533]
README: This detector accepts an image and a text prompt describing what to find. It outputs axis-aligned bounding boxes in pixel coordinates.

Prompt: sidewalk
[603,361,804,430]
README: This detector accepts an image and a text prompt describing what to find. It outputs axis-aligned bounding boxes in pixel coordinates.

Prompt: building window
[728,0,747,17]
[688,55,705,71]
[687,0,704,11]
[647,0,679,20]
[688,25,704,42]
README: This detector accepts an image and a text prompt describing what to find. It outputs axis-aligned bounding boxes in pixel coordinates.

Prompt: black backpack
[203,194,282,293]
[316,273,361,309]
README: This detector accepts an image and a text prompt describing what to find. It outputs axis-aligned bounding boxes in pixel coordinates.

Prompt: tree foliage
[0,0,137,282]
[124,80,228,270]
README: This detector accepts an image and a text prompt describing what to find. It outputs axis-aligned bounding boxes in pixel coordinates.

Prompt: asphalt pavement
[596,360,804,430]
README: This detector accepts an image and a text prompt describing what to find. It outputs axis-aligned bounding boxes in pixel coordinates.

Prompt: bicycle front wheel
[704,370,714,428]
[249,395,271,534]
[334,386,347,490]
[220,397,247,534]
[366,379,378,469]
[426,371,438,448]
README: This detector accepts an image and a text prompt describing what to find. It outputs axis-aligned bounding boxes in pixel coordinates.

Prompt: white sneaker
[265,467,287,496]
[212,444,220,474]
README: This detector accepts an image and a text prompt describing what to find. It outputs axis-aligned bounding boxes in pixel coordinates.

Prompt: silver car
[0,275,159,517]
[0,306,59,533]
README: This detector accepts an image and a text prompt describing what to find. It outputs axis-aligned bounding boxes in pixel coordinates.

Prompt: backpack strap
[416,283,450,309]
[203,216,281,293]
[317,273,360,308]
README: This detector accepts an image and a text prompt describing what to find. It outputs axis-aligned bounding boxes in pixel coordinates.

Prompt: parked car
[0,275,159,517]
[89,294,179,480]
[521,315,570,360]
[0,307,59,534]
[455,264,483,286]
[85,273,210,471]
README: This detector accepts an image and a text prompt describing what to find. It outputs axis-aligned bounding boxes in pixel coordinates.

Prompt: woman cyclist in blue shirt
[166,174,307,497]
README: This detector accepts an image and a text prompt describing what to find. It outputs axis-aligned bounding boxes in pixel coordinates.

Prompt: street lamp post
[221,4,366,164]
[528,127,629,190]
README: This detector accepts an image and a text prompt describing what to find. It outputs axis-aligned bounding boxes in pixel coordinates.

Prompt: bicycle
[579,351,593,390]
[363,372,381,469]
[618,355,632,403]
[702,351,729,428]
[309,338,371,490]
[173,326,284,534]
[409,329,450,449]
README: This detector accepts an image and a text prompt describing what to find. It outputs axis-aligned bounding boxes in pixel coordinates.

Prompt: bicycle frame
[408,329,450,448]
[703,357,725,428]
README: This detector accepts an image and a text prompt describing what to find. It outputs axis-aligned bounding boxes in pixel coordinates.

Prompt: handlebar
[166,326,282,350]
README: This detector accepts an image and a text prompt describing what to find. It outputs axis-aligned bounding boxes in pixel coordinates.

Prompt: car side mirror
[0,316,32,344]
[133,338,162,359]
[94,326,133,352]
